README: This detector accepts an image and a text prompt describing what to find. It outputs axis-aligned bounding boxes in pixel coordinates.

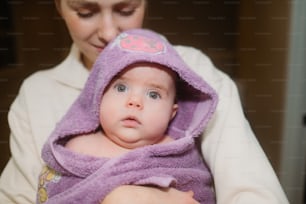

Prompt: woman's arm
[0,84,42,204]
[202,77,289,204]
[177,46,289,204]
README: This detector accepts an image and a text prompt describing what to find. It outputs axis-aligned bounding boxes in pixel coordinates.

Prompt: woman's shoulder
[16,61,80,106]
[19,67,61,95]
[24,67,56,83]
[173,45,211,62]
[21,44,86,91]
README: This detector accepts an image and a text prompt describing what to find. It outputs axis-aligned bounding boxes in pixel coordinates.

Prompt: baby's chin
[114,138,153,149]
[111,134,162,150]
[121,137,174,151]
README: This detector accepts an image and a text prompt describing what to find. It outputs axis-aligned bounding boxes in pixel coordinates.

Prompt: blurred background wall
[0,1,305,203]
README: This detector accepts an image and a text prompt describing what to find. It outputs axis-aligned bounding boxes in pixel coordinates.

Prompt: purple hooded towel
[38,29,218,204]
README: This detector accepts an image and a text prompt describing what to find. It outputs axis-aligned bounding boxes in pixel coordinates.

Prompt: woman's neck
[80,54,93,71]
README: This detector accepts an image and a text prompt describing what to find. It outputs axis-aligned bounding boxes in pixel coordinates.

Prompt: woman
[0,0,288,204]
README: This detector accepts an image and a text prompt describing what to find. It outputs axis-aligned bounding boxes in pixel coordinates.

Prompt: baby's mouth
[122,116,141,127]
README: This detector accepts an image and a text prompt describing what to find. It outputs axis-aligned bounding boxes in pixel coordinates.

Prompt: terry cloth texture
[39,29,218,204]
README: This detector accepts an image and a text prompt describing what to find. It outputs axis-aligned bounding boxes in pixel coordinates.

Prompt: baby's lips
[121,116,141,128]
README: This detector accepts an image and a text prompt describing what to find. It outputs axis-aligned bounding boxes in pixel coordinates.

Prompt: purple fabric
[39,29,218,204]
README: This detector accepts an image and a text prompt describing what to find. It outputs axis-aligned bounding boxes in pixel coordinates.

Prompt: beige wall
[237,1,290,172]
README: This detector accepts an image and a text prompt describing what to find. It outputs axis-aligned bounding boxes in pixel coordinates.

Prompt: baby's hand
[102,185,199,204]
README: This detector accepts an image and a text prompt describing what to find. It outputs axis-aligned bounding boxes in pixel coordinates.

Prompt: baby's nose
[127,96,143,109]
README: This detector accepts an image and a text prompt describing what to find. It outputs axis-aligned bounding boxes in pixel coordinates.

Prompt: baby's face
[99,63,178,149]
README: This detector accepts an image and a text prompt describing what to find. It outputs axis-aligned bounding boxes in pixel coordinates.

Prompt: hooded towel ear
[167,79,215,139]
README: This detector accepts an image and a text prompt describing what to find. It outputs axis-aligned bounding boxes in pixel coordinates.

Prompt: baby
[37,29,218,204]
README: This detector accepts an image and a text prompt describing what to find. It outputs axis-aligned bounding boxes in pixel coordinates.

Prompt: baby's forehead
[121,62,178,79]
[108,62,178,90]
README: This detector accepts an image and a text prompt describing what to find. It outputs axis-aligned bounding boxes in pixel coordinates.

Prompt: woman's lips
[93,44,105,52]
[96,47,104,52]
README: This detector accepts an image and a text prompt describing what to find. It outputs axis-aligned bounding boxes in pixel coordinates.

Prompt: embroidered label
[113,33,166,54]
[37,166,62,203]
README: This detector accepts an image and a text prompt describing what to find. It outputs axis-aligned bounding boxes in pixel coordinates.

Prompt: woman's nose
[97,13,119,43]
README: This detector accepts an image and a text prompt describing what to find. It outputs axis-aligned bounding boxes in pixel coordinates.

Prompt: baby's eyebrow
[147,82,166,90]
[145,82,170,95]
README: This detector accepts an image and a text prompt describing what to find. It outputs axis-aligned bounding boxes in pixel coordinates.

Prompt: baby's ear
[171,104,178,120]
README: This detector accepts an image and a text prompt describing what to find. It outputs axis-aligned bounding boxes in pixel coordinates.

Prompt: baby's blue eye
[148,91,161,99]
[115,84,127,92]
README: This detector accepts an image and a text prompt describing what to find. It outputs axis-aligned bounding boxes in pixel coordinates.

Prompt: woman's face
[56,0,146,69]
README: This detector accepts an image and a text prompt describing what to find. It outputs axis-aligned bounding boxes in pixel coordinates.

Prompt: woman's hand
[102,185,199,204]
